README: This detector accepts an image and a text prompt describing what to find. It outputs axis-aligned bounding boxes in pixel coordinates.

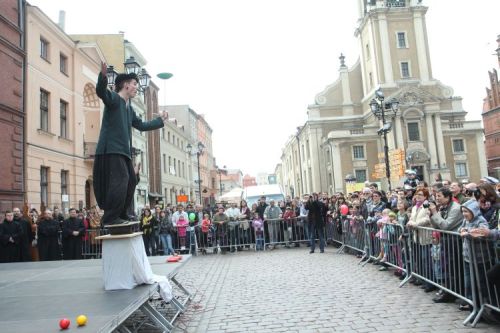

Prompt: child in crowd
[200,214,212,251]
[431,230,443,284]
[375,209,391,264]
[252,212,264,251]
[176,215,188,250]
[396,200,410,278]
[348,203,364,257]
[282,206,295,248]
[383,211,398,264]
[459,200,490,311]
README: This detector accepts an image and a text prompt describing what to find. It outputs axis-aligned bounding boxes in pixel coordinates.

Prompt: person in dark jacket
[93,62,168,226]
[0,211,22,262]
[13,207,32,261]
[37,210,61,261]
[305,193,327,253]
[62,208,85,260]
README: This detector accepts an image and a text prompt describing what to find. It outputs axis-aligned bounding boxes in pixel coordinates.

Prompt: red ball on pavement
[59,318,70,329]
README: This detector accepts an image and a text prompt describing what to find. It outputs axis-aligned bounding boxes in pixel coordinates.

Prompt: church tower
[279,0,487,196]
[356,0,431,96]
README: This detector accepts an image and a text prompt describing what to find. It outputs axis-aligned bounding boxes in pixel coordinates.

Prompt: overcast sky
[29,0,500,177]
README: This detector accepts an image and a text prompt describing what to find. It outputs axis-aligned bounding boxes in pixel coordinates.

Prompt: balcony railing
[84,142,97,160]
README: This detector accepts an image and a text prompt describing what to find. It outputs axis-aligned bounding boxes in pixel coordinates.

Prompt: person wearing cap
[404,170,419,190]
[94,62,168,226]
[480,176,499,186]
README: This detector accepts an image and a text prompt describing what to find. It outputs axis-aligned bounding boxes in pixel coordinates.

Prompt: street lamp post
[105,56,151,93]
[369,89,399,192]
[186,142,205,205]
[216,165,227,197]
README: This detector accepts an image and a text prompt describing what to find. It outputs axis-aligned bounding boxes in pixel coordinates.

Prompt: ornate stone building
[279,0,487,196]
[482,35,500,178]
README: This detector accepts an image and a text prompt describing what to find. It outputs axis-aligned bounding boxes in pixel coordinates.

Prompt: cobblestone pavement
[140,246,499,333]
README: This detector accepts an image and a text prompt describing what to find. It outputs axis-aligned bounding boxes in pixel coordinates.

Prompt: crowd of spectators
[0,206,101,262]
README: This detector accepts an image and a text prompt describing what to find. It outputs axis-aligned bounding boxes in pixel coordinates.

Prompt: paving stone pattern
[139,247,499,333]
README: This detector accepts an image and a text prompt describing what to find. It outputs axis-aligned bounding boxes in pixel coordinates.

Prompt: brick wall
[0,0,25,214]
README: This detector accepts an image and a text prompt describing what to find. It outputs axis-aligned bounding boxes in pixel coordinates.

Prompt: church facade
[279,0,487,196]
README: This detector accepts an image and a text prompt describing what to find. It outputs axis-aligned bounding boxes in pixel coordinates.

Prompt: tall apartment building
[164,105,216,206]
[25,5,104,211]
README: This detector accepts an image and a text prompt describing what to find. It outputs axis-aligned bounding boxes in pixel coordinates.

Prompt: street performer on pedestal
[94,62,167,226]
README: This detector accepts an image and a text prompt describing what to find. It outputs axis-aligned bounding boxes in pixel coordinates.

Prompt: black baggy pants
[93,154,136,225]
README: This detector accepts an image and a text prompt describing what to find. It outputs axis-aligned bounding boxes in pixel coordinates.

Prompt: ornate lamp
[124,56,141,75]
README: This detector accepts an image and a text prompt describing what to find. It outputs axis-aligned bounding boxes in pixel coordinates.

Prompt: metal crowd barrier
[82,228,104,259]
[468,236,500,326]
[403,226,474,326]
[337,216,366,255]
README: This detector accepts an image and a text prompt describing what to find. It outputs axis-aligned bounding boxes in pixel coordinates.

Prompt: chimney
[58,10,66,31]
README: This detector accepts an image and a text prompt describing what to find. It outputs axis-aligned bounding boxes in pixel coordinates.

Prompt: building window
[40,37,49,60]
[173,158,177,175]
[455,162,468,177]
[161,128,165,139]
[407,122,420,141]
[452,138,465,153]
[168,156,172,174]
[40,89,49,131]
[352,145,365,160]
[182,162,185,178]
[163,154,167,173]
[61,170,68,197]
[355,169,367,183]
[306,140,310,159]
[366,44,370,59]
[400,62,410,78]
[40,166,49,206]
[172,135,175,146]
[60,100,68,139]
[60,53,68,74]
[168,132,171,142]
[397,32,407,48]
[369,72,373,87]
[178,160,181,177]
